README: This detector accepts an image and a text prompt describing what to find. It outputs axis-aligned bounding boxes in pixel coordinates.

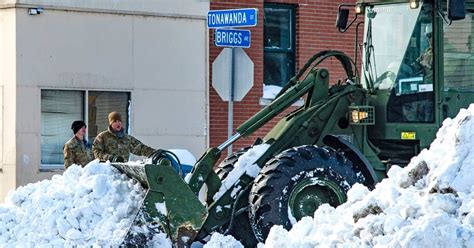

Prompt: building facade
[0,0,210,202]
[209,0,358,153]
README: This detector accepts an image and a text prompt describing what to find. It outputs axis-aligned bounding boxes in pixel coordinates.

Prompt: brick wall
[210,0,359,156]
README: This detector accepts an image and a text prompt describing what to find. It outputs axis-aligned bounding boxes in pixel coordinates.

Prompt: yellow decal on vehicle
[401,132,416,140]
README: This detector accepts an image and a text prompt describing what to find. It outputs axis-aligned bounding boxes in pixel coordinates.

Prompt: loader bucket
[111,163,208,247]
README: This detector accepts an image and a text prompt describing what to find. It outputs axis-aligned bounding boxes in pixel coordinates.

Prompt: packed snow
[0,160,146,247]
[3,104,474,247]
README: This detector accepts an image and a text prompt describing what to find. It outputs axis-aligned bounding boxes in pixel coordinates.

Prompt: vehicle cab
[352,0,473,166]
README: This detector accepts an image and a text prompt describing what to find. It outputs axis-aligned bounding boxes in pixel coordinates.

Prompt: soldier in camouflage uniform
[404,24,434,122]
[92,111,156,162]
[64,120,94,169]
[414,25,433,81]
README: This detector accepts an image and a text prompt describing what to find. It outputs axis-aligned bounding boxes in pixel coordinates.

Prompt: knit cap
[108,111,122,125]
[71,120,86,134]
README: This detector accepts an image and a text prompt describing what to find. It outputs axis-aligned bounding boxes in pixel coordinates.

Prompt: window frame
[263,3,296,88]
[40,88,131,170]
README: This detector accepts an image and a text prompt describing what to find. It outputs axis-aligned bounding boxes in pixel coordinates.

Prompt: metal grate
[349,105,375,125]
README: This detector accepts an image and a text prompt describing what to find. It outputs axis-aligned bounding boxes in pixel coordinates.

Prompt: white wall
[0,8,17,202]
[0,2,209,201]
[131,16,208,156]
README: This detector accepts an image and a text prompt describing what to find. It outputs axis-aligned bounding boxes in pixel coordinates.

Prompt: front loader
[115,0,474,246]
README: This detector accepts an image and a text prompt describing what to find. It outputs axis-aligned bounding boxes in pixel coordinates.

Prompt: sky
[2,104,474,247]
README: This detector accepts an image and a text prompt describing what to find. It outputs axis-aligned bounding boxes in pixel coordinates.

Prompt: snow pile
[261,105,474,247]
[0,160,145,247]
[147,233,173,248]
[203,232,244,248]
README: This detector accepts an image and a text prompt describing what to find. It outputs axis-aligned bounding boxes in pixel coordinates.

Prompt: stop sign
[212,48,254,101]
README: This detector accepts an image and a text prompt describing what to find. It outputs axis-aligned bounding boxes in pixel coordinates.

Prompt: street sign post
[207,8,258,28]
[212,48,254,155]
[209,8,257,154]
[214,29,251,48]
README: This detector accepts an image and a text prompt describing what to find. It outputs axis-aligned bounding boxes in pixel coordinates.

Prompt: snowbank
[0,160,145,247]
[261,105,474,247]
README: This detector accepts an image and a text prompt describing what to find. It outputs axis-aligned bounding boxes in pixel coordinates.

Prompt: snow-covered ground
[3,104,474,247]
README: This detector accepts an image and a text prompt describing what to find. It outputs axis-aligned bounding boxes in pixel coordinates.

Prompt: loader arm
[191,51,359,240]
[186,50,357,200]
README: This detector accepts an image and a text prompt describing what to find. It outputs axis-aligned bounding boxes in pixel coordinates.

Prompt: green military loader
[113,0,474,246]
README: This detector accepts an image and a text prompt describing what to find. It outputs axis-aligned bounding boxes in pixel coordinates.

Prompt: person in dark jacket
[63,120,93,169]
[92,111,156,162]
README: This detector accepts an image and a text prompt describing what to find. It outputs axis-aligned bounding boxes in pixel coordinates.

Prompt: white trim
[39,164,64,172]
[259,97,304,107]
[84,90,89,140]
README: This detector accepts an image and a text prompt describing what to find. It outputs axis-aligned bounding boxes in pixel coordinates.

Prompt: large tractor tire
[215,147,250,179]
[214,147,258,247]
[249,145,363,242]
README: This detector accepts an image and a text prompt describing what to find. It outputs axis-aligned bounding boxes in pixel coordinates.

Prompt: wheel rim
[288,177,346,221]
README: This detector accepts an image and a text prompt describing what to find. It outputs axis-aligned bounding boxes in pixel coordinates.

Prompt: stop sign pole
[228,49,235,156]
[209,8,257,155]
[212,48,254,155]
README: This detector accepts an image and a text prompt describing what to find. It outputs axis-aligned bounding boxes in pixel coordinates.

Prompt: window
[88,91,130,141]
[264,4,295,88]
[40,90,130,168]
[41,90,84,166]
[367,3,435,123]
[443,12,474,91]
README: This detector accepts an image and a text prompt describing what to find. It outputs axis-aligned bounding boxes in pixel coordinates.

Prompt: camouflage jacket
[418,47,433,79]
[63,136,93,169]
[92,126,155,162]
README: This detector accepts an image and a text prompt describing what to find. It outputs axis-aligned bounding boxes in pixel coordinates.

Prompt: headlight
[349,106,375,125]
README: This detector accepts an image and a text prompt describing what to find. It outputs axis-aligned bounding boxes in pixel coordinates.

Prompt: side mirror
[448,0,465,21]
[336,9,349,30]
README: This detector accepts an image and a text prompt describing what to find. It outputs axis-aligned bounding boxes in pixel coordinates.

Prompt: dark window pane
[264,4,295,89]
[264,52,293,86]
[264,7,292,50]
[41,90,84,165]
[88,91,130,141]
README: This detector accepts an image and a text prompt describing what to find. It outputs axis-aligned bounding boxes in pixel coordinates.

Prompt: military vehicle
[113,0,474,246]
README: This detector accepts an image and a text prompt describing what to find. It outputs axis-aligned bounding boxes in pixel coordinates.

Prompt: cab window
[385,3,435,123]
